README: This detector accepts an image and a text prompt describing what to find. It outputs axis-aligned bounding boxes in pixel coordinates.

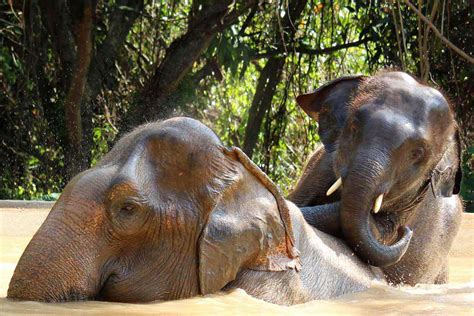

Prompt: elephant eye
[120,203,137,216]
[347,116,359,133]
[409,147,425,163]
[117,198,147,218]
[107,198,150,235]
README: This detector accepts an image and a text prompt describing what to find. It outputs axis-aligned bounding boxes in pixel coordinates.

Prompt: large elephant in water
[288,71,463,285]
[9,117,380,305]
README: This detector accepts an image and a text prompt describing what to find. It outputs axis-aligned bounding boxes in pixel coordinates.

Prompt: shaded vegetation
[0,0,472,211]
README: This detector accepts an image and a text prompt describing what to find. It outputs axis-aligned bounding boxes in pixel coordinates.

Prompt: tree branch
[404,0,474,64]
[252,37,372,59]
[78,0,144,169]
[296,37,372,55]
[192,58,223,84]
[390,1,406,70]
[238,2,258,35]
[242,0,308,158]
[243,57,286,157]
[122,0,257,129]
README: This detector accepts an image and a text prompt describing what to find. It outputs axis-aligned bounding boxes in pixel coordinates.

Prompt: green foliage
[0,0,471,210]
[91,119,119,166]
[194,0,388,193]
[461,147,474,213]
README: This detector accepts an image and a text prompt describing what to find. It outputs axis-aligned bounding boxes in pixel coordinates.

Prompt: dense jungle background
[1,0,473,211]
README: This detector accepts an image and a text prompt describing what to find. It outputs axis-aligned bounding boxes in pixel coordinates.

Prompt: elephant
[288,71,463,285]
[8,117,382,305]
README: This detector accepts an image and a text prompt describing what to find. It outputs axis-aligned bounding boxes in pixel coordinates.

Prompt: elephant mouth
[327,173,429,216]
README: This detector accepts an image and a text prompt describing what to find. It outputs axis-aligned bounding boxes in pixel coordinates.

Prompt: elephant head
[296,71,461,267]
[8,117,299,302]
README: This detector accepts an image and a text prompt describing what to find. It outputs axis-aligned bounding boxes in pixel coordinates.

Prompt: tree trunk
[62,0,94,178]
[37,0,77,153]
[84,0,144,101]
[39,0,142,179]
[80,0,144,169]
[242,0,308,158]
[243,57,285,157]
[38,0,77,92]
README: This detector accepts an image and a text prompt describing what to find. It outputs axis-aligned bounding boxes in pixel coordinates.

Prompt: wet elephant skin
[9,117,381,305]
[289,71,463,285]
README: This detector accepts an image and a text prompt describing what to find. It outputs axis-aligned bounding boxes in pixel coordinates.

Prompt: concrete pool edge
[0,200,55,209]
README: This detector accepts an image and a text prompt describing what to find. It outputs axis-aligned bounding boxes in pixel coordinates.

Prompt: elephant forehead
[378,71,418,85]
[99,117,225,171]
[145,133,221,175]
[361,108,424,145]
[375,73,449,112]
[423,87,450,113]
[156,117,223,146]
[369,109,417,133]
[358,87,448,129]
[138,119,224,164]
[358,100,452,151]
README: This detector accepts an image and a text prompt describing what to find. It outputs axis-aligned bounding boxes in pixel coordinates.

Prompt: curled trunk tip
[347,220,413,267]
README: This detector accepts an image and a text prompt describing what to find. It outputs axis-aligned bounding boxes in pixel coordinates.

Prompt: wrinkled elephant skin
[9,117,380,305]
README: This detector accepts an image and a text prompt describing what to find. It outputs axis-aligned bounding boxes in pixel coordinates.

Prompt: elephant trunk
[8,202,105,302]
[340,150,412,267]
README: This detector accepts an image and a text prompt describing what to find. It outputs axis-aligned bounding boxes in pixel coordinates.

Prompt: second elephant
[288,71,463,285]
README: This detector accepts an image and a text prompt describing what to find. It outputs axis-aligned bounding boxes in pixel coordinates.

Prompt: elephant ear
[198,147,300,295]
[296,75,367,152]
[431,131,462,197]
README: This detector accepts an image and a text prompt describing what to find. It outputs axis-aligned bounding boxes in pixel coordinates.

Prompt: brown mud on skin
[0,203,473,314]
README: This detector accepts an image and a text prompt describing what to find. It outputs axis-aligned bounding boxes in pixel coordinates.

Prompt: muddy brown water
[0,201,472,315]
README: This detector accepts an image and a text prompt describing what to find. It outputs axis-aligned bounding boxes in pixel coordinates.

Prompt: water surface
[1,203,472,314]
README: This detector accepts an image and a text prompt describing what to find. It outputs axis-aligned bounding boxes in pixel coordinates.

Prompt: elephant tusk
[373,194,384,214]
[326,178,342,196]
